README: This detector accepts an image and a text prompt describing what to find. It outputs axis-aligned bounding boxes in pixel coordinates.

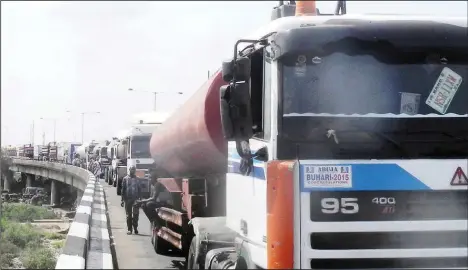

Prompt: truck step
[157,207,185,227]
[156,226,182,250]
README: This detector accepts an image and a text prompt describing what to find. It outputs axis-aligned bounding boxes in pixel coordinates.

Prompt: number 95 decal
[321,198,359,214]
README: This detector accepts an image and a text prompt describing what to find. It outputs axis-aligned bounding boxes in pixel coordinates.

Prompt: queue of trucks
[4,0,467,268]
[5,142,83,163]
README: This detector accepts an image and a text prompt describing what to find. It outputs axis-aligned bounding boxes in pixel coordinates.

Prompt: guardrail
[9,158,113,269]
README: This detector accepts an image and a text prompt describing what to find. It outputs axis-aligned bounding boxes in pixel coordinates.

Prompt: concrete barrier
[9,158,113,269]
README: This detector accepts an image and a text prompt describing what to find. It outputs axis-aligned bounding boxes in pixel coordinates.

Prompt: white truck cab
[112,112,169,197]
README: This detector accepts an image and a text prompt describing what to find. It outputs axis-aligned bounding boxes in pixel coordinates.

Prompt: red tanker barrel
[150,70,228,179]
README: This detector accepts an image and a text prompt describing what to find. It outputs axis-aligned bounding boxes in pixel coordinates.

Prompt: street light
[66,111,101,143]
[128,88,183,111]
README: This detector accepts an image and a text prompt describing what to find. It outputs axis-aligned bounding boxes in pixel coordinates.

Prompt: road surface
[101,179,185,269]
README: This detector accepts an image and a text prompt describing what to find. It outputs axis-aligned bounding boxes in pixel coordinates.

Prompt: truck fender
[188,217,237,269]
[189,217,233,237]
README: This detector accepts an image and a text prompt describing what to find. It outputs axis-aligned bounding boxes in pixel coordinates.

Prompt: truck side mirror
[222,57,251,82]
[220,82,253,141]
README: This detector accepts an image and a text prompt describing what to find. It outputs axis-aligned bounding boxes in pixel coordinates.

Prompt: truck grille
[305,190,468,269]
[311,231,468,250]
[310,257,468,269]
[136,163,152,170]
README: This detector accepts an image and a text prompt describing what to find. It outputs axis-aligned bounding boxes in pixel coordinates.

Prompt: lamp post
[66,111,101,143]
[127,88,183,111]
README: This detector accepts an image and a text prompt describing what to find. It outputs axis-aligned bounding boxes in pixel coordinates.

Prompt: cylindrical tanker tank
[150,70,228,179]
[116,143,127,160]
[75,143,89,158]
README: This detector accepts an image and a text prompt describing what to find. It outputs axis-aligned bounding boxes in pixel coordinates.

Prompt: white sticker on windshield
[400,92,421,115]
[425,67,463,114]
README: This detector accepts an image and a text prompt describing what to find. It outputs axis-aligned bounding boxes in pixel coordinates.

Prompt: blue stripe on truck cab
[227,150,266,180]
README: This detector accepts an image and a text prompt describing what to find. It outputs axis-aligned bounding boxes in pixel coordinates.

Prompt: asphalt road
[101,179,185,269]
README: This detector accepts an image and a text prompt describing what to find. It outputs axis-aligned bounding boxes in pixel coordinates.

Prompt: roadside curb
[56,172,96,269]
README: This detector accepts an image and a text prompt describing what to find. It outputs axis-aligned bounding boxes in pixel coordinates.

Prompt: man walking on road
[121,166,141,235]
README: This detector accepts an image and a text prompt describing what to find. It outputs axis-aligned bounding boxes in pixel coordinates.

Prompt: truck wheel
[104,169,108,183]
[116,178,122,195]
[109,172,114,185]
[151,221,157,245]
[186,237,204,270]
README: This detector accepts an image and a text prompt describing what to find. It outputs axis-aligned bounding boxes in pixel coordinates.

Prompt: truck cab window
[250,49,268,140]
[262,52,272,140]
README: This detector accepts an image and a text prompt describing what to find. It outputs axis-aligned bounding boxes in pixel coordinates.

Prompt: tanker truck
[108,129,129,186]
[111,112,169,198]
[148,1,468,269]
[104,138,119,184]
[95,141,111,179]
[75,142,97,168]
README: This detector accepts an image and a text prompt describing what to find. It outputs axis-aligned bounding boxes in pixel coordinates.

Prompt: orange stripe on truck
[267,160,295,269]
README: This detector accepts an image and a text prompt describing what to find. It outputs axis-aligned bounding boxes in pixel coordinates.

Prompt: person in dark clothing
[121,166,142,235]
[139,178,168,228]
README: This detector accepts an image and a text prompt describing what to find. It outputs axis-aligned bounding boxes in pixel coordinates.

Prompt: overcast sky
[1,1,466,146]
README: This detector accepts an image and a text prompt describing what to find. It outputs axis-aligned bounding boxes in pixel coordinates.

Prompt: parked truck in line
[19,144,34,159]
[110,112,169,199]
[93,140,111,178]
[65,143,82,164]
[4,146,17,157]
[76,141,99,168]
[46,142,58,161]
[147,1,468,269]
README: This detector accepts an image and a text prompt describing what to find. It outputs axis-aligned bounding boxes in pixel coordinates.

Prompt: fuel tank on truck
[75,144,88,158]
[150,70,228,179]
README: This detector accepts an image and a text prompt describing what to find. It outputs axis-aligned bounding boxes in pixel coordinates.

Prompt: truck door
[245,48,274,268]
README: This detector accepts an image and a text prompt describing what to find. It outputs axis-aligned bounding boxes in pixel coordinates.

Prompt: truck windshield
[130,136,151,158]
[100,147,108,157]
[279,42,468,159]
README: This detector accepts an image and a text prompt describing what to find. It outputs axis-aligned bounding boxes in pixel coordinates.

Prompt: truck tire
[104,169,108,183]
[109,172,114,185]
[186,236,204,270]
[116,178,122,195]
[151,222,155,245]
[235,241,259,269]
[106,169,110,183]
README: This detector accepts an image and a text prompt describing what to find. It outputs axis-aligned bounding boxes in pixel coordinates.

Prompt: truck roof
[238,14,466,53]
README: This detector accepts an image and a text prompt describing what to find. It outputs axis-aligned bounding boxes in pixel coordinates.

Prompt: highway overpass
[6,158,113,269]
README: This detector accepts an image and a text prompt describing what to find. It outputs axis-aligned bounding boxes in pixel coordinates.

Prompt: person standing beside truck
[72,153,82,167]
[139,177,170,228]
[92,158,101,178]
[121,166,141,235]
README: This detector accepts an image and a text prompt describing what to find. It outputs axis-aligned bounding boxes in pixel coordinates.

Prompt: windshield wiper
[325,127,410,157]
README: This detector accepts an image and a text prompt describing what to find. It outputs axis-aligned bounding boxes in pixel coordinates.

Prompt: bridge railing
[9,158,113,269]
